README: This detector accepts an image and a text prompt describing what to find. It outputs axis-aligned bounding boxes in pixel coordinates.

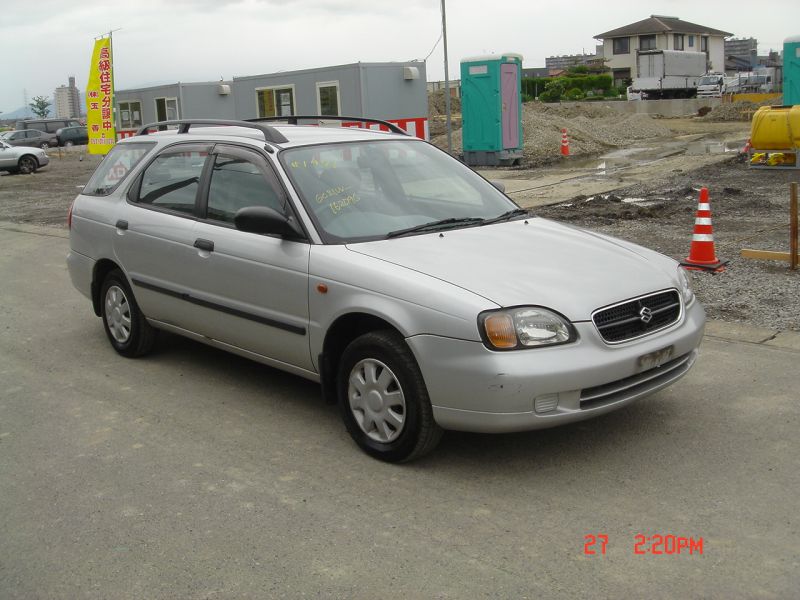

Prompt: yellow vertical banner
[86,37,115,155]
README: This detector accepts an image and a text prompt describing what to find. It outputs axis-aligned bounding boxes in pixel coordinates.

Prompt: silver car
[0,139,50,174]
[67,118,705,462]
[2,129,57,149]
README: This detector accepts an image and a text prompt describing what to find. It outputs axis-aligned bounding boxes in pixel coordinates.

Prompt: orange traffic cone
[560,128,570,157]
[681,188,728,272]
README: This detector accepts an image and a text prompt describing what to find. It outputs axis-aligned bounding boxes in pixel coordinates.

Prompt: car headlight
[479,306,576,350]
[677,266,695,305]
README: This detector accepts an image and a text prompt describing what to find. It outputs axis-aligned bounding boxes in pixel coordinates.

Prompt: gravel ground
[535,156,800,331]
[0,148,102,226]
[1,140,797,331]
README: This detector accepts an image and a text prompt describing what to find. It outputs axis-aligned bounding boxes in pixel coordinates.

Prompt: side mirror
[490,180,506,193]
[234,206,304,239]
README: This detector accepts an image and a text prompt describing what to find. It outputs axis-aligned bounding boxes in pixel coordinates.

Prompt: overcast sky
[1,0,797,113]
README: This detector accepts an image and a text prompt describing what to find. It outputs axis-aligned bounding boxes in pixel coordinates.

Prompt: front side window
[317,82,340,116]
[257,87,295,118]
[119,101,143,129]
[639,35,657,51]
[281,140,516,243]
[613,37,630,54]
[206,149,284,224]
[83,142,155,196]
[135,147,209,215]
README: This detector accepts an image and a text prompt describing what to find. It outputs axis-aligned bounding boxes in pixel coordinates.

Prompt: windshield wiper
[387,217,485,238]
[481,208,529,225]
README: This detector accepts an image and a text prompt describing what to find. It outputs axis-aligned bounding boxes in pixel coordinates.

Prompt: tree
[29,96,51,118]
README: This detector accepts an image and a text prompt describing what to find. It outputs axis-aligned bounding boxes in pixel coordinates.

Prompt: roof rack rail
[135,119,289,144]
[245,115,410,136]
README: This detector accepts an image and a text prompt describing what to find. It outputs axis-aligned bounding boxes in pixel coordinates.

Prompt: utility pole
[441,0,452,154]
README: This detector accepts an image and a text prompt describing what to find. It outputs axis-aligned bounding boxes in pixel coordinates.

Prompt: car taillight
[67,199,75,229]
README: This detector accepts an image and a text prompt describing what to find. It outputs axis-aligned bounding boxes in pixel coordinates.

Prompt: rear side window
[136,147,210,216]
[83,142,155,196]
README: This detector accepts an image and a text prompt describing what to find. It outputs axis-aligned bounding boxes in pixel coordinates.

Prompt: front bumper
[407,300,705,433]
[38,154,50,167]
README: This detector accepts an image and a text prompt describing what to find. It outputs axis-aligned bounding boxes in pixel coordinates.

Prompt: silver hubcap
[105,285,132,343]
[348,359,406,443]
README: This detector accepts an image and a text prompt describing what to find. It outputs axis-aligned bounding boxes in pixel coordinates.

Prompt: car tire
[65,140,74,147]
[338,330,442,462]
[100,269,156,357]
[17,156,37,175]
[40,142,49,150]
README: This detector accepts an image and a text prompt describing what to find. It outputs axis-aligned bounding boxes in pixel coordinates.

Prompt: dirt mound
[430,101,673,166]
[701,99,775,122]
[428,90,461,116]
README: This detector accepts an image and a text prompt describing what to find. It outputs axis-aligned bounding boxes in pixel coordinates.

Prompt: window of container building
[674,34,684,50]
[119,101,143,129]
[316,82,340,116]
[256,87,296,118]
[701,36,709,52]
[688,35,695,48]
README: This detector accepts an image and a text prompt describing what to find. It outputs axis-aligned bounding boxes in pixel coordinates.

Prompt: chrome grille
[593,290,681,343]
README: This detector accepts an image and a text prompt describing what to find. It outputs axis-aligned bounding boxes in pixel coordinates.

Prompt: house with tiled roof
[595,15,732,87]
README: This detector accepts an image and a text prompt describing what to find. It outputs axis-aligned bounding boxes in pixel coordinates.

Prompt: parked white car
[67,118,705,462]
[0,139,50,174]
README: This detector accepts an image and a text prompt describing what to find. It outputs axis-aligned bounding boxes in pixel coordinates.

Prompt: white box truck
[630,50,708,99]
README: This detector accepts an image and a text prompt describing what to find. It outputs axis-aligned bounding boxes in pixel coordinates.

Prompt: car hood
[346,218,678,321]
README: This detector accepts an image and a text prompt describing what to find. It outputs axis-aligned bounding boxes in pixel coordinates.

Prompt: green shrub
[565,87,585,100]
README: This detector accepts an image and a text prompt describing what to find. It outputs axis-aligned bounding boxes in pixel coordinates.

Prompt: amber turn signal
[483,313,517,349]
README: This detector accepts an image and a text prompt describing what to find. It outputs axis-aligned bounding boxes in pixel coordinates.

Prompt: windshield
[281,139,518,243]
[699,76,720,85]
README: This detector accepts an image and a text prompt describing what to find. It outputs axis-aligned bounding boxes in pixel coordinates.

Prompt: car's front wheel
[338,330,442,462]
[100,269,156,357]
[17,156,37,174]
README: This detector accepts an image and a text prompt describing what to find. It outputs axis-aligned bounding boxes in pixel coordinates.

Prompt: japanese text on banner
[86,37,115,155]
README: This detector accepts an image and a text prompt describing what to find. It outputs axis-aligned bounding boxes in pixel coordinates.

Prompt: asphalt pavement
[1,223,798,599]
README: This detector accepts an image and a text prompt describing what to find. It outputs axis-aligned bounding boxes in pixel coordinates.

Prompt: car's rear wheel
[64,140,74,147]
[338,330,442,462]
[17,156,37,174]
[100,269,156,357]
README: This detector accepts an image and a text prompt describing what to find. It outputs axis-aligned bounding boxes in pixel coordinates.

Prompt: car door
[0,142,16,168]
[113,143,213,334]
[190,144,313,371]
[25,130,43,147]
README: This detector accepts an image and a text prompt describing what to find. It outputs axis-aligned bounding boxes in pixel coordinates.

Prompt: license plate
[637,345,674,370]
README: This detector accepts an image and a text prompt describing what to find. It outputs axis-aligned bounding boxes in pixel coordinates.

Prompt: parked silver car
[0,139,50,174]
[67,118,705,462]
[2,129,57,149]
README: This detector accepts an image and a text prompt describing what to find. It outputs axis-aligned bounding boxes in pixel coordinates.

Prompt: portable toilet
[785,34,800,105]
[460,53,524,166]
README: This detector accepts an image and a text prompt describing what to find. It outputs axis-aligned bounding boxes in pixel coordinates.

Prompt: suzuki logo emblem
[639,306,653,324]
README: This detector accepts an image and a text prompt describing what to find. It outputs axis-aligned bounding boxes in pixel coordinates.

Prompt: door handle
[193,238,214,252]
[115,219,128,230]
